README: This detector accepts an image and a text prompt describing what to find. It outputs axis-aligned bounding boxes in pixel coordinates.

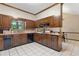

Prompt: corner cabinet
[25,20,36,29]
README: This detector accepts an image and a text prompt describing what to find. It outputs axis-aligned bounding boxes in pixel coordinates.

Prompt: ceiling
[5,3,54,15]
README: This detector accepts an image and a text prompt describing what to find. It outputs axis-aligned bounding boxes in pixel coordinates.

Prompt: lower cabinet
[51,35,62,51]
[19,34,27,45]
[12,34,20,47]
[45,34,52,48]
[12,34,27,47]
[34,33,42,44]
[34,34,52,47]
[34,33,62,51]
[0,35,4,50]
[0,34,28,50]
[41,34,50,47]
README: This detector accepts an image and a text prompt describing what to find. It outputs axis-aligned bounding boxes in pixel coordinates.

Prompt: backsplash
[47,27,61,32]
[35,28,45,33]
[35,27,61,33]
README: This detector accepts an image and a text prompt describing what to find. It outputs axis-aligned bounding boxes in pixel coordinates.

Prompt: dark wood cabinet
[34,33,42,44]
[0,35,4,50]
[0,14,3,28]
[41,34,51,47]
[12,34,27,47]
[34,33,62,51]
[41,34,47,46]
[53,16,62,27]
[0,14,12,30]
[51,35,62,51]
[2,15,12,29]
[12,34,20,47]
[25,20,36,29]
[34,34,51,47]
[36,16,52,27]
[45,34,52,48]
[36,16,62,28]
[19,34,27,45]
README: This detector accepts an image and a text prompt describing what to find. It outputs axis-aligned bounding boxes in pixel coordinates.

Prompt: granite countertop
[35,32,60,35]
[0,30,60,36]
[0,30,35,35]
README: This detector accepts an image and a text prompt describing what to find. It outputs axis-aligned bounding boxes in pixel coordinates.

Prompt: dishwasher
[4,35,11,49]
[27,33,34,43]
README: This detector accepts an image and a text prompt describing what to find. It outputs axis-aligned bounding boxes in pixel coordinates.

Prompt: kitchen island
[0,30,62,51]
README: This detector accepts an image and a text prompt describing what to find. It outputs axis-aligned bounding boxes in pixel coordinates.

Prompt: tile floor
[0,40,79,56]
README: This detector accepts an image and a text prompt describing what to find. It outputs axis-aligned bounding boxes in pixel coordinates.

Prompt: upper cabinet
[36,16,52,27]
[25,20,36,29]
[36,16,62,28]
[0,14,62,30]
[0,14,3,28]
[0,14,13,30]
[53,16,62,27]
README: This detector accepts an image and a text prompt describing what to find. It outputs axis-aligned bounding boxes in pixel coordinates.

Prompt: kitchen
[0,3,63,55]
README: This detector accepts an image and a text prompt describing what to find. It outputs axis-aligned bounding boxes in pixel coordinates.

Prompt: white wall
[62,13,79,40]
[62,3,79,40]
[0,4,35,20]
[62,13,79,32]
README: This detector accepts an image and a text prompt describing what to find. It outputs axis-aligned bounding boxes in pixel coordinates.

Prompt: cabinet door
[36,16,53,27]
[12,34,27,47]
[42,34,52,48]
[34,34,42,43]
[12,35,20,47]
[19,34,27,45]
[46,35,52,48]
[50,16,54,27]
[2,15,12,29]
[41,34,47,46]
[53,16,62,27]
[26,20,35,29]
[35,21,40,27]
[51,36,58,50]
[0,36,4,50]
[0,14,3,28]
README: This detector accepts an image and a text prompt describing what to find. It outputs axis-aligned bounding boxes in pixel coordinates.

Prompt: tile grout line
[8,49,10,56]
[15,47,20,56]
[20,46,30,56]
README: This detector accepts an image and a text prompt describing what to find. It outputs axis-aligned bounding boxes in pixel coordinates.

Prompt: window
[11,20,25,31]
